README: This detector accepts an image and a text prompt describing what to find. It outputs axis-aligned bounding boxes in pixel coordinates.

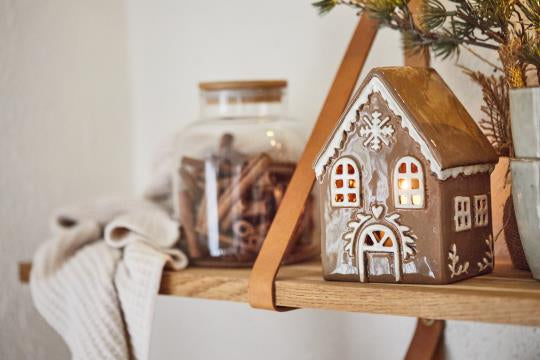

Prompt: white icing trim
[448,243,470,278]
[313,76,495,181]
[439,164,495,180]
[477,235,494,271]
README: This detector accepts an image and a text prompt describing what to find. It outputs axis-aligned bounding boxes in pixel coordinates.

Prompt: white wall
[0,0,132,359]
[150,297,416,360]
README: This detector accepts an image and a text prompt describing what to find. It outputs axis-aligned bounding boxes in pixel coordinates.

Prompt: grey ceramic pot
[510,87,540,158]
[510,87,540,279]
[510,159,540,278]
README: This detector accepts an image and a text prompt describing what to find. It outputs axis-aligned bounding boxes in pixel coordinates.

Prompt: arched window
[331,157,361,208]
[394,156,424,209]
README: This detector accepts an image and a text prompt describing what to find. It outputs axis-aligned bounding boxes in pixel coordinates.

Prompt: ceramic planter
[510,87,540,279]
[510,87,540,158]
[510,159,540,278]
[490,157,529,270]
[503,195,529,270]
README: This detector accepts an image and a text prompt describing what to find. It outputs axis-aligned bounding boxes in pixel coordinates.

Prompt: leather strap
[405,319,445,360]
[248,14,379,310]
[404,0,430,67]
[396,5,439,358]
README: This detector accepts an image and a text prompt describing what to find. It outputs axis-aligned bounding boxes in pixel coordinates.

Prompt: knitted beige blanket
[30,198,188,360]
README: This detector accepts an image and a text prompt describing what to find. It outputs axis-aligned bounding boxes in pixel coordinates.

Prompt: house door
[357,224,401,283]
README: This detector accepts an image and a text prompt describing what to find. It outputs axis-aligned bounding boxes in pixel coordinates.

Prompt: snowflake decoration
[358,111,394,151]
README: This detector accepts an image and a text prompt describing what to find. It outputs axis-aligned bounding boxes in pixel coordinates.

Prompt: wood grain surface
[160,260,540,326]
[20,259,540,326]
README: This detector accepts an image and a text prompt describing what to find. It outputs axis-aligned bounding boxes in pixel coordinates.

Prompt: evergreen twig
[459,66,513,157]
[313,0,540,156]
[313,0,540,87]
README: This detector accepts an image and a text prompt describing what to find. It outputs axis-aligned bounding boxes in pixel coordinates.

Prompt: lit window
[331,157,361,207]
[394,156,424,209]
[474,195,489,227]
[454,196,472,232]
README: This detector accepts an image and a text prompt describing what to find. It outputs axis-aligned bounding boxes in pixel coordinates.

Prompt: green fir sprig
[313,0,540,87]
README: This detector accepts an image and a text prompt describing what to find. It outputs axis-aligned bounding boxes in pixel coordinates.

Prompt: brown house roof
[362,67,498,169]
[314,67,498,180]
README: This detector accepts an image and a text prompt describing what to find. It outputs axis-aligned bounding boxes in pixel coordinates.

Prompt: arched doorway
[357,224,401,282]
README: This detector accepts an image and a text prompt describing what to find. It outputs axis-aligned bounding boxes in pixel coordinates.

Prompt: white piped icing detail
[359,111,394,151]
[448,243,469,278]
[477,235,494,272]
[313,76,494,181]
[439,163,495,180]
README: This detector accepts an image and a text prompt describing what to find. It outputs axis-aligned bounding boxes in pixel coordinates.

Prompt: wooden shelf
[20,260,540,326]
[160,260,540,326]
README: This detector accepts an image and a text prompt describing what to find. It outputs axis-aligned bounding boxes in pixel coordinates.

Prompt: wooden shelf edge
[20,260,540,327]
[19,262,31,283]
[159,261,540,327]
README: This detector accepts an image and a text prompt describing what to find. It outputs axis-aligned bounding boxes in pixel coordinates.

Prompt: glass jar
[173,80,316,266]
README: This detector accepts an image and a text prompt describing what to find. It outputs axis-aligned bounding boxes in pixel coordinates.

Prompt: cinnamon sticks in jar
[176,133,315,266]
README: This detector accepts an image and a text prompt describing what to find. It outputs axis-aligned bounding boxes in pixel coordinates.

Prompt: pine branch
[312,0,364,15]
[517,0,540,28]
[460,66,513,157]
[313,0,540,87]
[521,33,540,84]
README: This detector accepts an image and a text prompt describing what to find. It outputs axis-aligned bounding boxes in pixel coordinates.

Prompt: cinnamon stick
[181,156,205,170]
[241,235,260,253]
[242,199,268,218]
[219,234,235,246]
[269,162,295,176]
[213,153,271,230]
[220,198,246,231]
[179,168,199,191]
[178,190,202,258]
[232,220,255,239]
[195,194,206,234]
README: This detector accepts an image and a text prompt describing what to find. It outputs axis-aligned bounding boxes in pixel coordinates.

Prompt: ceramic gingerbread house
[313,67,498,284]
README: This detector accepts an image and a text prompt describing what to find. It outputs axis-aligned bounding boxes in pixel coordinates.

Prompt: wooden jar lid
[200,80,287,103]
[199,80,287,91]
